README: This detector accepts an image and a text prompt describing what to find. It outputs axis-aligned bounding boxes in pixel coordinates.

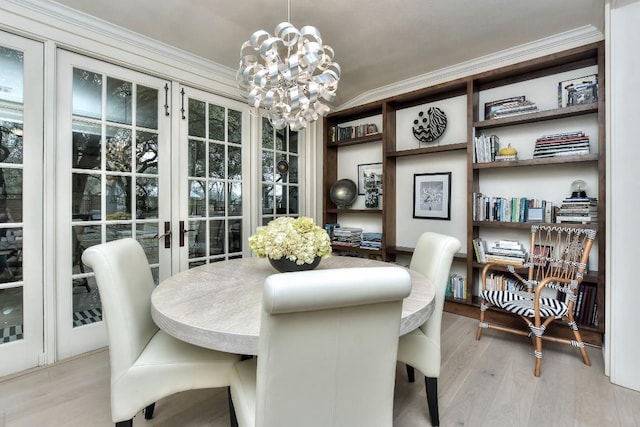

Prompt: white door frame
[0,31,44,376]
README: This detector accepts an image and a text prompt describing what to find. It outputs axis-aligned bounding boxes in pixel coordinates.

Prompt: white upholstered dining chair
[228,266,412,427]
[81,238,240,427]
[396,232,461,427]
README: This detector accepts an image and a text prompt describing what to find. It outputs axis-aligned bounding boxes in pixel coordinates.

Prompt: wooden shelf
[326,133,382,147]
[473,153,598,169]
[387,245,467,261]
[473,220,598,231]
[387,142,467,158]
[331,245,384,256]
[326,208,382,214]
[473,104,598,130]
[470,261,599,283]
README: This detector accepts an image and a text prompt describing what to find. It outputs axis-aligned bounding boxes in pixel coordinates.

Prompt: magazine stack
[533,131,590,158]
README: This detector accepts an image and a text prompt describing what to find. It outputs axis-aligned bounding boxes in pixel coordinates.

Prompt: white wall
[608,0,640,391]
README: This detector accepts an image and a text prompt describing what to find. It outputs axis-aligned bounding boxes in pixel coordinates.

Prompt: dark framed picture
[357,163,383,195]
[413,172,451,220]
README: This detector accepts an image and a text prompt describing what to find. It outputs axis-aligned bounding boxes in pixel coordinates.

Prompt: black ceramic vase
[268,256,321,273]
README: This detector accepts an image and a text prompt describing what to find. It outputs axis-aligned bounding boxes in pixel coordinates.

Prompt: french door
[177,87,251,269]
[0,33,44,376]
[55,51,173,358]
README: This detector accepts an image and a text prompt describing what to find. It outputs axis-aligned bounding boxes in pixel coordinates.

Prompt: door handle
[157,221,171,248]
[179,220,196,247]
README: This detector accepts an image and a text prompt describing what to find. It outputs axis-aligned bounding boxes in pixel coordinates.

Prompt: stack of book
[488,99,538,119]
[359,232,382,250]
[556,197,598,224]
[533,131,590,158]
[485,239,527,266]
[331,227,362,247]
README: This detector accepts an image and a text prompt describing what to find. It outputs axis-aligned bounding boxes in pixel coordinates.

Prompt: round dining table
[151,255,435,355]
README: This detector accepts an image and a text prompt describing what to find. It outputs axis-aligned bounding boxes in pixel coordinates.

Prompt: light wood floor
[1,313,639,426]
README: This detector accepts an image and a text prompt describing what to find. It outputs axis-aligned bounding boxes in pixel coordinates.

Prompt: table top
[151,256,435,355]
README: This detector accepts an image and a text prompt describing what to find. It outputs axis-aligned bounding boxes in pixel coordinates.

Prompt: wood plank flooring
[1,313,639,426]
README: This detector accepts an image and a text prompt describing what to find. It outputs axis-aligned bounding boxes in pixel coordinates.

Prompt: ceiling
[51,0,605,107]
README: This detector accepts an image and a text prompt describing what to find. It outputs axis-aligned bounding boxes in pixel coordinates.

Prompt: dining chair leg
[405,364,415,383]
[228,386,239,427]
[115,420,132,427]
[425,377,439,427]
[143,402,156,420]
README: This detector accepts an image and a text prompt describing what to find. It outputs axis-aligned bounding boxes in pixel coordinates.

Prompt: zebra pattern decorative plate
[412,107,447,143]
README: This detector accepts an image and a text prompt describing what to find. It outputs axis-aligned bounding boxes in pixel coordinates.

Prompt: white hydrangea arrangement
[248,216,332,265]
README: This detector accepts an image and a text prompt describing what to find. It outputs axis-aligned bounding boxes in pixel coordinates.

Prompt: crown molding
[3,0,239,96]
[337,25,604,111]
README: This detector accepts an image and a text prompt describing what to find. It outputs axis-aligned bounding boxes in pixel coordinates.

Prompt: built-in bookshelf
[322,41,605,346]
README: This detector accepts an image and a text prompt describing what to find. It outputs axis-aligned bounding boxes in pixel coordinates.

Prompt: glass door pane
[260,118,299,225]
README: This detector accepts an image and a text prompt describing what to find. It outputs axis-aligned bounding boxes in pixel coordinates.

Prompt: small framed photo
[527,207,544,222]
[532,244,552,266]
[558,75,598,108]
[413,172,451,220]
[357,163,383,195]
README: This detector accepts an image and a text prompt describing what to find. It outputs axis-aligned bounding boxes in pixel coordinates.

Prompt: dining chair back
[229,266,412,427]
[82,238,239,427]
[397,232,461,427]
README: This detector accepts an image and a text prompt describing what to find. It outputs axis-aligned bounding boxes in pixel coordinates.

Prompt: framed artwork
[357,162,383,195]
[413,172,451,220]
[557,74,598,108]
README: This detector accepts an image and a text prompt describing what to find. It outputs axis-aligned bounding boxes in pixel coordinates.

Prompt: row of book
[445,273,467,300]
[328,123,379,142]
[473,237,527,266]
[483,272,523,292]
[472,193,555,223]
[556,196,598,224]
[473,134,498,163]
[570,283,598,327]
[533,131,590,158]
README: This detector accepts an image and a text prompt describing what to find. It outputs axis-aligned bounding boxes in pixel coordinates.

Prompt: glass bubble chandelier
[236,2,341,131]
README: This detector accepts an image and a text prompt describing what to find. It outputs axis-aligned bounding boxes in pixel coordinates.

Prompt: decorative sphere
[329,179,358,208]
[570,179,588,198]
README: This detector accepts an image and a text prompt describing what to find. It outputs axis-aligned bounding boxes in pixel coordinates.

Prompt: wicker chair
[476,225,596,377]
